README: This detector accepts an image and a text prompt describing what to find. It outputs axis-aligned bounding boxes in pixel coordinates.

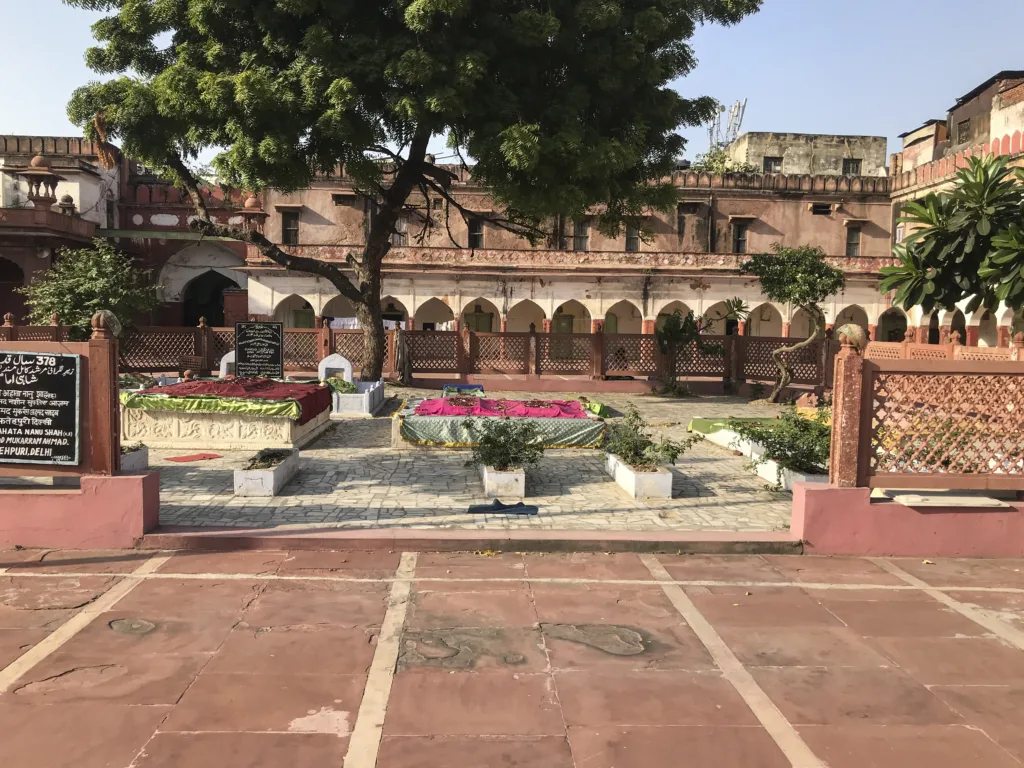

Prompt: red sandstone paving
[377,735,574,768]
[654,554,788,582]
[819,599,987,637]
[134,732,349,768]
[0,548,49,568]
[797,725,1022,768]
[5,550,1024,766]
[762,555,906,585]
[207,624,378,675]
[884,557,1024,588]
[0,574,119,610]
[0,701,172,768]
[945,589,1024,626]
[155,549,287,575]
[0,628,49,667]
[406,584,538,629]
[111,577,265,617]
[8,548,153,574]
[161,671,366,733]
[567,726,791,768]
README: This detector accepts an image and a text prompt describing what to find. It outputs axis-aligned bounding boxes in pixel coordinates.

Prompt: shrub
[604,404,703,471]
[120,441,145,455]
[747,382,766,401]
[463,418,544,472]
[730,408,831,480]
[245,448,293,470]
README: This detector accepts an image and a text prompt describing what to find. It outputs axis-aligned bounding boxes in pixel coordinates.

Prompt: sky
[4,0,1024,162]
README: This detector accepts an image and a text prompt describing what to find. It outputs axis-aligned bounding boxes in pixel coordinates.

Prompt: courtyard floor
[3,548,1024,767]
[157,388,794,533]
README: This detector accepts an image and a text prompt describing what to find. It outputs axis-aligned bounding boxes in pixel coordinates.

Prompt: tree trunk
[357,292,385,381]
[767,308,820,403]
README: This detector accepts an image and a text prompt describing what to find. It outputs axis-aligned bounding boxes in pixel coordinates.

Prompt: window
[895,224,905,243]
[574,219,590,252]
[432,198,443,210]
[811,203,832,216]
[732,221,748,254]
[625,223,640,253]
[763,156,783,173]
[957,118,971,145]
[846,225,861,257]
[281,211,299,245]
[676,206,687,238]
[842,158,862,176]
[391,216,408,247]
[468,216,484,249]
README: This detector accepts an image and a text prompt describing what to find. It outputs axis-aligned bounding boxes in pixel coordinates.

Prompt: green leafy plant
[64,0,762,380]
[324,377,358,395]
[463,418,544,472]
[691,147,758,174]
[741,245,845,402]
[119,373,156,390]
[245,448,293,471]
[120,441,145,456]
[604,404,703,471]
[655,298,747,390]
[747,382,766,401]
[729,408,831,484]
[881,155,1024,315]
[19,239,159,340]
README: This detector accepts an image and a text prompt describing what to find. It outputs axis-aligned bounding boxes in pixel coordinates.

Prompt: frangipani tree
[64,0,761,379]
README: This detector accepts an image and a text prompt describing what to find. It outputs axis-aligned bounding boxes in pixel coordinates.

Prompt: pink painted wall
[792,483,1024,557]
[0,472,160,549]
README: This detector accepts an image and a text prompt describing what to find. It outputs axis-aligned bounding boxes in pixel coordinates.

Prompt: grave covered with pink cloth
[414,397,589,419]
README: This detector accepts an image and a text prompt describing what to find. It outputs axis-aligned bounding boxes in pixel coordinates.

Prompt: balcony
[0,207,97,244]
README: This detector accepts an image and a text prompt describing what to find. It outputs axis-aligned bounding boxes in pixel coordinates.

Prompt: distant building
[724,132,889,178]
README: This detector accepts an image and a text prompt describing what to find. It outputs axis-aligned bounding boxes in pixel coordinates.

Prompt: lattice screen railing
[603,334,657,375]
[537,335,592,374]
[473,334,529,373]
[741,338,823,384]
[210,329,234,367]
[120,329,198,371]
[284,331,319,369]
[406,331,461,372]
[869,372,1024,478]
[675,337,728,377]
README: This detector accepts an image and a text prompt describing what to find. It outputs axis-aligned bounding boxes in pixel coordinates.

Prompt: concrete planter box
[120,445,149,472]
[332,380,385,417]
[233,450,300,497]
[753,459,829,491]
[604,453,673,499]
[479,464,526,498]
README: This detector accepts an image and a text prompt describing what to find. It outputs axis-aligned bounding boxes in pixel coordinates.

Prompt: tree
[64,0,761,380]
[654,298,747,387]
[690,146,758,174]
[881,155,1024,315]
[18,239,159,339]
[741,244,845,403]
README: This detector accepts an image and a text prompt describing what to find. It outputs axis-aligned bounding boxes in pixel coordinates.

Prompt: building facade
[724,132,889,178]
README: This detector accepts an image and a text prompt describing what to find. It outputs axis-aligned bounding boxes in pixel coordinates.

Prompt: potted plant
[233,448,300,497]
[603,405,702,498]
[464,417,544,498]
[120,441,149,472]
[729,407,831,490]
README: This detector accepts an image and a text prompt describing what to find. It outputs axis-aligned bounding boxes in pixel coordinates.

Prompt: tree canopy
[64,0,761,377]
[742,244,845,402]
[881,155,1024,316]
[19,239,159,339]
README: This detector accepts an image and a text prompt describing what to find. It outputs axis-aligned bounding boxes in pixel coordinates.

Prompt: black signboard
[234,322,284,379]
[0,351,81,465]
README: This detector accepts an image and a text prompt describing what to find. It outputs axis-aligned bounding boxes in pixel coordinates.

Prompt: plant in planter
[463,417,544,498]
[119,441,149,471]
[603,405,702,498]
[729,407,830,489]
[234,448,300,497]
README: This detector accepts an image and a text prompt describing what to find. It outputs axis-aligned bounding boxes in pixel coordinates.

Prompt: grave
[319,353,385,417]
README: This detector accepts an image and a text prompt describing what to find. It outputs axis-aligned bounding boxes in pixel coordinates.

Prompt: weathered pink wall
[792,483,1024,557]
[0,472,160,549]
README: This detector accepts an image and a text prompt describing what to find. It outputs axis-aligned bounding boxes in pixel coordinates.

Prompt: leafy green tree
[655,298,747,388]
[18,239,159,339]
[64,0,761,380]
[690,146,758,173]
[881,155,1024,315]
[741,244,845,403]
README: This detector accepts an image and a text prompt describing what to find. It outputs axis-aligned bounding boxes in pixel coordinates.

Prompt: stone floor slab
[156,550,287,575]
[207,624,379,675]
[377,735,574,768]
[406,585,538,629]
[716,626,891,668]
[134,732,348,768]
[655,554,787,583]
[567,726,791,768]
[244,581,389,628]
[819,600,987,638]
[797,725,1021,768]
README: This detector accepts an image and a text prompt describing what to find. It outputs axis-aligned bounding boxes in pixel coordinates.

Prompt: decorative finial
[1014,331,1024,348]
[49,312,59,326]
[2,312,13,327]
[950,330,962,345]
[90,311,112,340]
[198,316,208,329]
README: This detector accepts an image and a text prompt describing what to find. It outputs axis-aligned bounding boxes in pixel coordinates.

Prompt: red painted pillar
[406,313,414,331]
[591,319,604,334]
[781,322,791,338]
[452,317,460,331]
[542,319,552,333]
[966,326,979,346]
[998,326,1011,348]
[500,316,508,332]
[939,325,952,345]
[737,320,747,336]
[867,324,876,342]
[916,326,929,344]
[641,319,655,334]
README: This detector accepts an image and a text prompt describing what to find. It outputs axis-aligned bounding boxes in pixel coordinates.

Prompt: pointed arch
[273,294,315,328]
[701,300,737,335]
[553,299,591,333]
[748,303,783,336]
[655,300,693,331]
[604,299,642,334]
[835,305,869,334]
[413,297,455,331]
[877,308,908,342]
[462,297,501,332]
[506,299,545,333]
